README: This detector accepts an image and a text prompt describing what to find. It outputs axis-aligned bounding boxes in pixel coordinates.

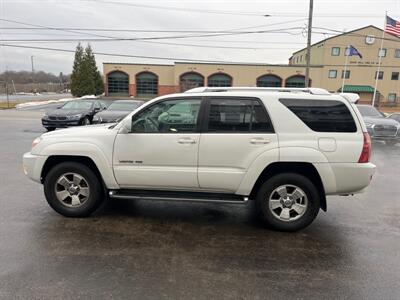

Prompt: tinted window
[94,101,101,110]
[62,101,93,110]
[357,105,384,118]
[280,99,357,132]
[206,98,274,133]
[131,98,201,133]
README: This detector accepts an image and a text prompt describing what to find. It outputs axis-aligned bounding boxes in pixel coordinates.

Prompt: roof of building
[291,25,389,56]
[339,85,375,93]
[103,61,324,68]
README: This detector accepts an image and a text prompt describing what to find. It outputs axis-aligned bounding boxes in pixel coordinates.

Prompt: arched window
[207,73,232,87]
[256,74,282,87]
[180,72,204,92]
[107,71,129,96]
[136,72,158,97]
[285,75,306,88]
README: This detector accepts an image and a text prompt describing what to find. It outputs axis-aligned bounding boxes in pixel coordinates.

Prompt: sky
[0,0,400,75]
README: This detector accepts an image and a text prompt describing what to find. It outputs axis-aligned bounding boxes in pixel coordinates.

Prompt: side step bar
[109,189,249,204]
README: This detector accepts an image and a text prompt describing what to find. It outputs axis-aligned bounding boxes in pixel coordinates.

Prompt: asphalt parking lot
[0,109,399,299]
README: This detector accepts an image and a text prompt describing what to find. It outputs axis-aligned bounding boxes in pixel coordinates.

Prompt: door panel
[198,133,278,191]
[113,97,202,189]
[198,97,278,192]
[113,133,200,188]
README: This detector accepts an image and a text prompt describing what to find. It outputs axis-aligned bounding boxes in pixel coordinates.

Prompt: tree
[70,43,85,97]
[70,43,104,97]
[85,45,104,95]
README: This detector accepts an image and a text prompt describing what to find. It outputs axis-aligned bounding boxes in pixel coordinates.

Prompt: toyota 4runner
[23,87,376,231]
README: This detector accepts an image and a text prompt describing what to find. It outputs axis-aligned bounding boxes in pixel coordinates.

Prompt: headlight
[365,122,373,128]
[32,137,42,149]
[68,114,82,120]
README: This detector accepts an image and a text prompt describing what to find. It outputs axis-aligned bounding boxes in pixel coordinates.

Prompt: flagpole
[341,45,350,93]
[372,12,387,107]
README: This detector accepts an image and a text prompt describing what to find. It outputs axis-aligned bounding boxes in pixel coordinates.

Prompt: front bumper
[23,152,48,183]
[42,119,81,128]
[367,126,400,141]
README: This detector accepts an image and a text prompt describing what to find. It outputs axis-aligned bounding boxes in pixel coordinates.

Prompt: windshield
[357,106,383,117]
[107,102,141,111]
[61,101,93,110]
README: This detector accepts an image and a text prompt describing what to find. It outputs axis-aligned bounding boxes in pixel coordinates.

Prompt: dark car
[357,105,400,145]
[92,100,144,124]
[42,100,107,131]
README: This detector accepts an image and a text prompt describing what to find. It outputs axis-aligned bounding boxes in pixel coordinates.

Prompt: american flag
[385,15,400,37]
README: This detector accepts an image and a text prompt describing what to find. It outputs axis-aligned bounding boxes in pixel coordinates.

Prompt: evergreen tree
[70,43,84,97]
[84,44,104,96]
[80,45,95,96]
[95,70,104,95]
[70,43,104,97]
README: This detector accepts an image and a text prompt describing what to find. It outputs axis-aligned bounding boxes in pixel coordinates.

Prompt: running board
[109,189,249,204]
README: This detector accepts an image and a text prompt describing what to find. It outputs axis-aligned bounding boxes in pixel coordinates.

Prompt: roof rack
[184,87,331,95]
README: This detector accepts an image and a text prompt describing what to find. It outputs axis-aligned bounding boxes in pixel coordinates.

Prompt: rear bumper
[314,162,376,195]
[23,152,48,183]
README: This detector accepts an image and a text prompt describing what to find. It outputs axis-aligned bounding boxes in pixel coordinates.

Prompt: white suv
[23,87,376,231]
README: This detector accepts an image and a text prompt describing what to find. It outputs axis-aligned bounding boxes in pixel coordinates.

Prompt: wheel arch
[249,162,327,211]
[41,155,104,188]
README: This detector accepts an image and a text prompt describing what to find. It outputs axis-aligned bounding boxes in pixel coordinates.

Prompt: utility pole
[305,0,314,88]
[31,55,35,73]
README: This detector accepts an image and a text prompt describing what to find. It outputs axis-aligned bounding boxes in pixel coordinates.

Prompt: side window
[206,98,274,133]
[279,99,357,133]
[94,101,101,110]
[131,98,201,133]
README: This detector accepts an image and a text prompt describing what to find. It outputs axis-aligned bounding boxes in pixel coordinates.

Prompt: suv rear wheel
[44,162,104,217]
[256,173,320,231]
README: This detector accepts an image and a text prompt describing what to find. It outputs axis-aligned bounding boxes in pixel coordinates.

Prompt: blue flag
[345,45,362,59]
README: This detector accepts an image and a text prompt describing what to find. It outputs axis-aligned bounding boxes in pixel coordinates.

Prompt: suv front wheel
[44,162,104,217]
[256,173,320,231]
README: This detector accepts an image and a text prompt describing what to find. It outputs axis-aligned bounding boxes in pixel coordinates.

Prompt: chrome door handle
[177,138,196,144]
[250,138,270,144]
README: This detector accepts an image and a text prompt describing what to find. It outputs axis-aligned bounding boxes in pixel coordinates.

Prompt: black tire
[80,116,91,126]
[255,173,320,232]
[45,127,55,131]
[44,162,104,217]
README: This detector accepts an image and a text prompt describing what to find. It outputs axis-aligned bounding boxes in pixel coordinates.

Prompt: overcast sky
[0,0,399,74]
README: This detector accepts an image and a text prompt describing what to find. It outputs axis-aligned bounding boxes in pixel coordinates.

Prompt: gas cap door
[318,137,337,152]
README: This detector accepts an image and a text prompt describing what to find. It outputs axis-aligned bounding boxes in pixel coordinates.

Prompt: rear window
[279,99,357,132]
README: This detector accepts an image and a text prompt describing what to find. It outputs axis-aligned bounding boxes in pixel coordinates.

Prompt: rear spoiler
[338,93,360,103]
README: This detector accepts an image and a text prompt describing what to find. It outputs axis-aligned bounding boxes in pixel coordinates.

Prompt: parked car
[41,100,108,131]
[388,112,400,123]
[92,100,144,124]
[357,105,400,145]
[24,87,376,232]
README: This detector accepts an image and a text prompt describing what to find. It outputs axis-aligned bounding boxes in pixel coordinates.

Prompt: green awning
[339,85,375,93]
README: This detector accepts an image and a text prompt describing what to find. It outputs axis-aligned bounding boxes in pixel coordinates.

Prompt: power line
[81,0,269,17]
[0,43,290,64]
[3,43,400,68]
[0,18,307,34]
[0,28,305,42]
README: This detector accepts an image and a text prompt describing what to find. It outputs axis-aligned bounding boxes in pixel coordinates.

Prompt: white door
[198,97,279,192]
[113,97,202,189]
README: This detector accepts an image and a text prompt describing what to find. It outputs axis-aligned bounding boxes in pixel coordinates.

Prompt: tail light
[358,132,371,163]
